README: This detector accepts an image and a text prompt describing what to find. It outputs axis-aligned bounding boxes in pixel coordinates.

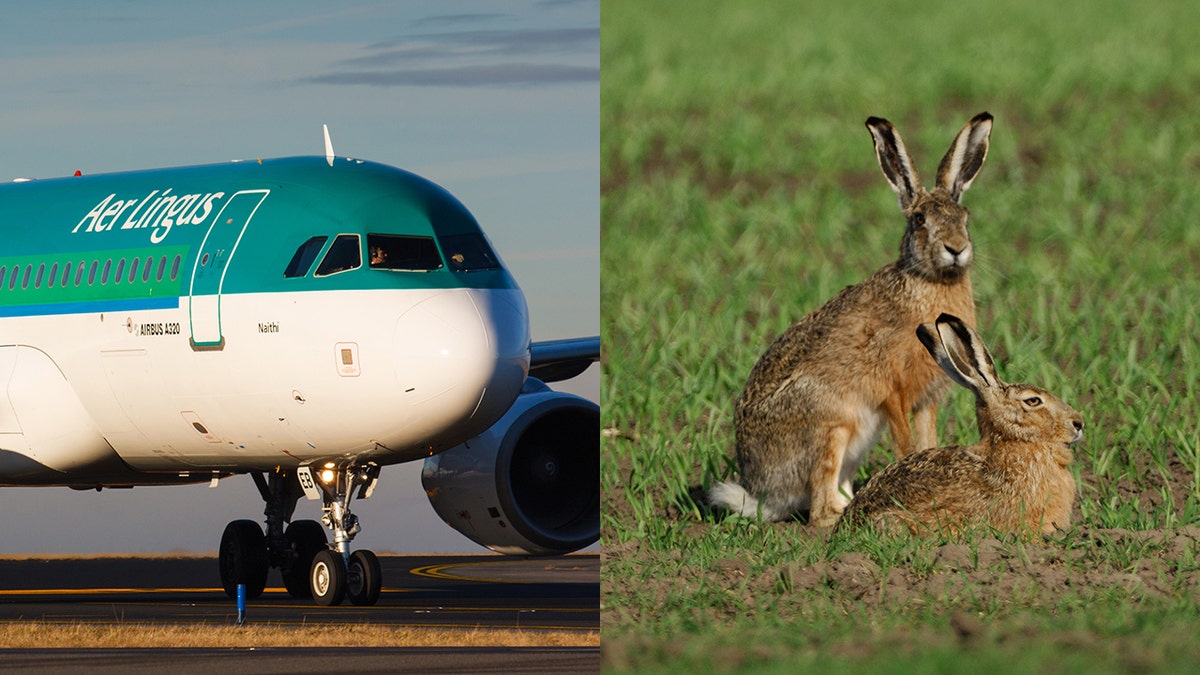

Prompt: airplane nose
[464,287,531,422]
[392,289,529,443]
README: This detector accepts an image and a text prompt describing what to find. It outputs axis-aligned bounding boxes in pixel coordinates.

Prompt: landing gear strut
[216,464,383,606]
[297,462,383,606]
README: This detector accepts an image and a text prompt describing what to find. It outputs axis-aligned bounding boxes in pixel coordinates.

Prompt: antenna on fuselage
[323,124,335,167]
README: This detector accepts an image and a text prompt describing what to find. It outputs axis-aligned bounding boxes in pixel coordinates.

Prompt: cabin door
[188,189,269,349]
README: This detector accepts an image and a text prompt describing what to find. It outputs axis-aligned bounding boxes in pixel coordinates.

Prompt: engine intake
[422,379,598,555]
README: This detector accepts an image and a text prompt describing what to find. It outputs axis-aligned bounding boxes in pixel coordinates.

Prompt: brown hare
[709,112,994,525]
[839,313,1084,536]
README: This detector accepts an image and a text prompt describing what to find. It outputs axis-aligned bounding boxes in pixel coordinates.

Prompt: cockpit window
[437,233,501,272]
[367,234,443,272]
[315,234,362,276]
[283,236,328,278]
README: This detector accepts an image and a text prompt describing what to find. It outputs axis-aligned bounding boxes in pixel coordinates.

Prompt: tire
[346,549,382,606]
[310,549,346,606]
[282,520,327,598]
[218,520,269,600]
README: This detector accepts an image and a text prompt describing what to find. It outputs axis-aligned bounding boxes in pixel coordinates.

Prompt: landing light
[320,469,336,484]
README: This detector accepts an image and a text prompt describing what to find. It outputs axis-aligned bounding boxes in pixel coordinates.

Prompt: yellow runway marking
[0,587,296,596]
[0,586,415,597]
[2,588,222,596]
[409,561,533,584]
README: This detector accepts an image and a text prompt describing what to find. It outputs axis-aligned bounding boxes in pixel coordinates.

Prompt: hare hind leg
[807,425,856,527]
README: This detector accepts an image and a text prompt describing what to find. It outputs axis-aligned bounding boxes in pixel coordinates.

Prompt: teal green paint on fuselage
[0,245,188,310]
[0,157,518,316]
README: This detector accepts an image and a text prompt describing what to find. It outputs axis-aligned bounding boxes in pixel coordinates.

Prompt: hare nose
[944,243,964,257]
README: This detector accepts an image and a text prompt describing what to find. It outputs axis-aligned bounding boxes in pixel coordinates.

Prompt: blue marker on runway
[237,583,246,626]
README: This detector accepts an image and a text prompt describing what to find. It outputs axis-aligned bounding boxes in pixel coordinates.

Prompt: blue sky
[0,1,598,554]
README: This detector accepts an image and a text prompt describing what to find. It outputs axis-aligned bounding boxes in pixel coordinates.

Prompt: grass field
[601,0,1200,671]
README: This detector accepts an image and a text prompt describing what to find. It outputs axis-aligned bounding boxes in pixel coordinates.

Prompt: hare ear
[935,111,992,203]
[867,116,921,211]
[916,314,999,394]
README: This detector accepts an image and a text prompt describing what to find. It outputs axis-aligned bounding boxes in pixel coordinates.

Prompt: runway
[0,647,599,674]
[0,553,598,631]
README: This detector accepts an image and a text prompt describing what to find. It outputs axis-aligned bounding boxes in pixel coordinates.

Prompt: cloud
[410,13,509,28]
[357,28,599,64]
[535,0,595,7]
[301,27,598,88]
[303,63,597,87]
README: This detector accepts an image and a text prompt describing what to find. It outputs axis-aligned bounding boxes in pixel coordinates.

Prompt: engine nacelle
[421,379,598,555]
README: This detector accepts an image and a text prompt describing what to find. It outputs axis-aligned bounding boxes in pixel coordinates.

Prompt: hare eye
[1024,396,1043,407]
[911,212,926,227]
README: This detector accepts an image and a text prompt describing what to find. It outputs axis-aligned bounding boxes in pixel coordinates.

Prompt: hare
[838,314,1084,536]
[709,112,993,526]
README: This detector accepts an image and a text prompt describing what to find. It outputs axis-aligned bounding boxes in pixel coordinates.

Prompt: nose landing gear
[298,462,383,606]
[216,464,384,607]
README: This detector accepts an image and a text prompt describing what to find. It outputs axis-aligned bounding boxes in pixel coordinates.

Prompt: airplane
[0,128,599,607]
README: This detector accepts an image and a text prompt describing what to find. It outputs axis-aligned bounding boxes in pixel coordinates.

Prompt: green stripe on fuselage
[0,246,189,312]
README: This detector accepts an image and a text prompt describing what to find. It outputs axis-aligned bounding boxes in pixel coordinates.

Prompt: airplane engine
[421,379,598,555]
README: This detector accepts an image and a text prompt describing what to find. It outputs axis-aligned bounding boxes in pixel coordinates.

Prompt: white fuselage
[0,286,530,477]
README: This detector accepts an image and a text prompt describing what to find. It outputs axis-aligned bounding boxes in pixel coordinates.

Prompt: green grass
[601,0,1200,671]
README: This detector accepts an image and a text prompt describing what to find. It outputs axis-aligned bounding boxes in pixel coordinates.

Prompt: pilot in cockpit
[369,246,387,267]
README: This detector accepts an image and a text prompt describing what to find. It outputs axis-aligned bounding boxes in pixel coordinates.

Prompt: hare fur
[838,314,1084,536]
[710,113,993,525]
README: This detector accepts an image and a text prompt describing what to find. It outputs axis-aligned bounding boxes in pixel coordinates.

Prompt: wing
[529,336,599,382]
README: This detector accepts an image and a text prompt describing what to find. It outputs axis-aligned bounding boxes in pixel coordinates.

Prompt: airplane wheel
[219,520,269,599]
[347,549,382,606]
[310,549,346,606]
[282,520,327,598]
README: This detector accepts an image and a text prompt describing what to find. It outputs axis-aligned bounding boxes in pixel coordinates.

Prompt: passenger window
[367,234,443,272]
[170,255,182,281]
[437,233,502,272]
[8,266,17,290]
[315,235,361,276]
[284,236,329,278]
[48,263,58,288]
[35,264,45,289]
[114,259,125,285]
